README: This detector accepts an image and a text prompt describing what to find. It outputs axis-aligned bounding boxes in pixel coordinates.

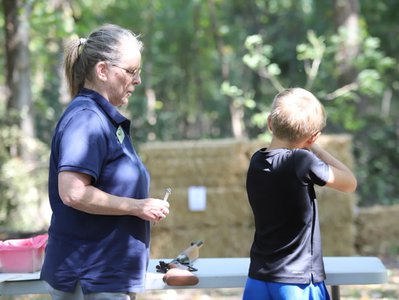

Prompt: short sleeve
[294,149,330,186]
[58,109,107,182]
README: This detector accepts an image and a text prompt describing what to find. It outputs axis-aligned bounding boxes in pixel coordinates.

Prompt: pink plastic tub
[0,233,48,273]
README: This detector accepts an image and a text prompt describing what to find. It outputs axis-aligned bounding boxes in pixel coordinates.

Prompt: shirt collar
[77,88,129,126]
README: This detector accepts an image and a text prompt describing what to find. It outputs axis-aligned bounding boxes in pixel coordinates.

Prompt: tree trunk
[2,0,35,160]
[332,0,360,86]
[207,0,246,138]
[141,0,157,141]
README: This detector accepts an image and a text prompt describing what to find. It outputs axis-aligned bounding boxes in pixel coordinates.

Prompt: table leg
[331,285,340,300]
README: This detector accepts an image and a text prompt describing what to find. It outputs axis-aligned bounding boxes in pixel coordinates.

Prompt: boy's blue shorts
[243,277,331,300]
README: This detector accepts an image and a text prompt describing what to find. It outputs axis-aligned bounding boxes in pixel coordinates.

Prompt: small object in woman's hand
[152,188,172,227]
[163,188,172,201]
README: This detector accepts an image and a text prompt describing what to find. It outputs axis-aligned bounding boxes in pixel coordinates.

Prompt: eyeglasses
[111,64,141,78]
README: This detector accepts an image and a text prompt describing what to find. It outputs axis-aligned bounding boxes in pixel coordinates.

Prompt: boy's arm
[311,144,357,193]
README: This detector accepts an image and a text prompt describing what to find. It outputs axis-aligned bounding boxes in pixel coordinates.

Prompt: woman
[41,24,170,300]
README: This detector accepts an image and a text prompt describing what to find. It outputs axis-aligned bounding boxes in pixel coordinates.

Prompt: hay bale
[317,188,357,255]
[355,204,399,255]
[150,225,254,259]
[151,187,252,228]
[140,136,357,257]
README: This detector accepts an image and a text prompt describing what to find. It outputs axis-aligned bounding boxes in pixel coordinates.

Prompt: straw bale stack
[139,136,357,259]
[355,204,399,255]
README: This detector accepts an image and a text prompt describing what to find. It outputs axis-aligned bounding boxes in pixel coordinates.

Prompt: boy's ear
[305,131,321,147]
[267,115,273,132]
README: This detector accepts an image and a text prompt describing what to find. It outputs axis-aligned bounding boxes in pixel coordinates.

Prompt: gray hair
[63,24,143,97]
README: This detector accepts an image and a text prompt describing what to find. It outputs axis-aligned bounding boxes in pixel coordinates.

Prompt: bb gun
[156,240,204,286]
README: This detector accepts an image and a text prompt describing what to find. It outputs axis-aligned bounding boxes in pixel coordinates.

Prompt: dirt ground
[3,256,399,300]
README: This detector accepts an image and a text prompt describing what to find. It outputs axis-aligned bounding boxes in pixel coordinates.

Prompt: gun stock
[156,240,203,286]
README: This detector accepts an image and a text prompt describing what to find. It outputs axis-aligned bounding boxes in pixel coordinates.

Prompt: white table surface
[0,256,388,295]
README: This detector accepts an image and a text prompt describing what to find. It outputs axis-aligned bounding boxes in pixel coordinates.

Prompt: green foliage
[0,156,49,230]
[241,18,398,206]
[221,81,256,110]
[1,0,399,214]
[354,118,399,206]
[0,112,49,230]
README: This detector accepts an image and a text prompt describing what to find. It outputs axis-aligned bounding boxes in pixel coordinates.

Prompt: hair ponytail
[63,38,85,97]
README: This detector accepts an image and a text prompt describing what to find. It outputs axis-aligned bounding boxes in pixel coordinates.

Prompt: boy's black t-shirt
[246,148,330,284]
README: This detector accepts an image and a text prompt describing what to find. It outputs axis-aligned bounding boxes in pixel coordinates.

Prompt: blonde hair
[269,88,326,142]
[63,24,143,97]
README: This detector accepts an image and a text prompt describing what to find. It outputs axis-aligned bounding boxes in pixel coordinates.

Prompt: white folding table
[0,256,388,300]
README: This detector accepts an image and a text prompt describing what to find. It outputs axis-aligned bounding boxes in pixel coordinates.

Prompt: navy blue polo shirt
[41,88,150,293]
[246,148,330,284]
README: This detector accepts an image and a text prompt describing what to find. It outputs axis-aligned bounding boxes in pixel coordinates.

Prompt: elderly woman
[41,24,170,300]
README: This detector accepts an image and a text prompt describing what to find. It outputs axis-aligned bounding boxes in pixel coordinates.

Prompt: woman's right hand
[136,198,170,222]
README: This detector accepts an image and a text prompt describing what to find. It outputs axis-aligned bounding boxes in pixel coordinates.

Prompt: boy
[243,88,357,300]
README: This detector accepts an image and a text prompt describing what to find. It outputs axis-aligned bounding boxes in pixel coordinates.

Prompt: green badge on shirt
[116,126,125,144]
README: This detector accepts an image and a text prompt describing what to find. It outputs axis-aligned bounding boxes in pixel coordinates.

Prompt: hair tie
[79,38,87,46]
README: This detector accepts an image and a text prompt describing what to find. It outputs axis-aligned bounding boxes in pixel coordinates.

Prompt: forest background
[0,0,398,232]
